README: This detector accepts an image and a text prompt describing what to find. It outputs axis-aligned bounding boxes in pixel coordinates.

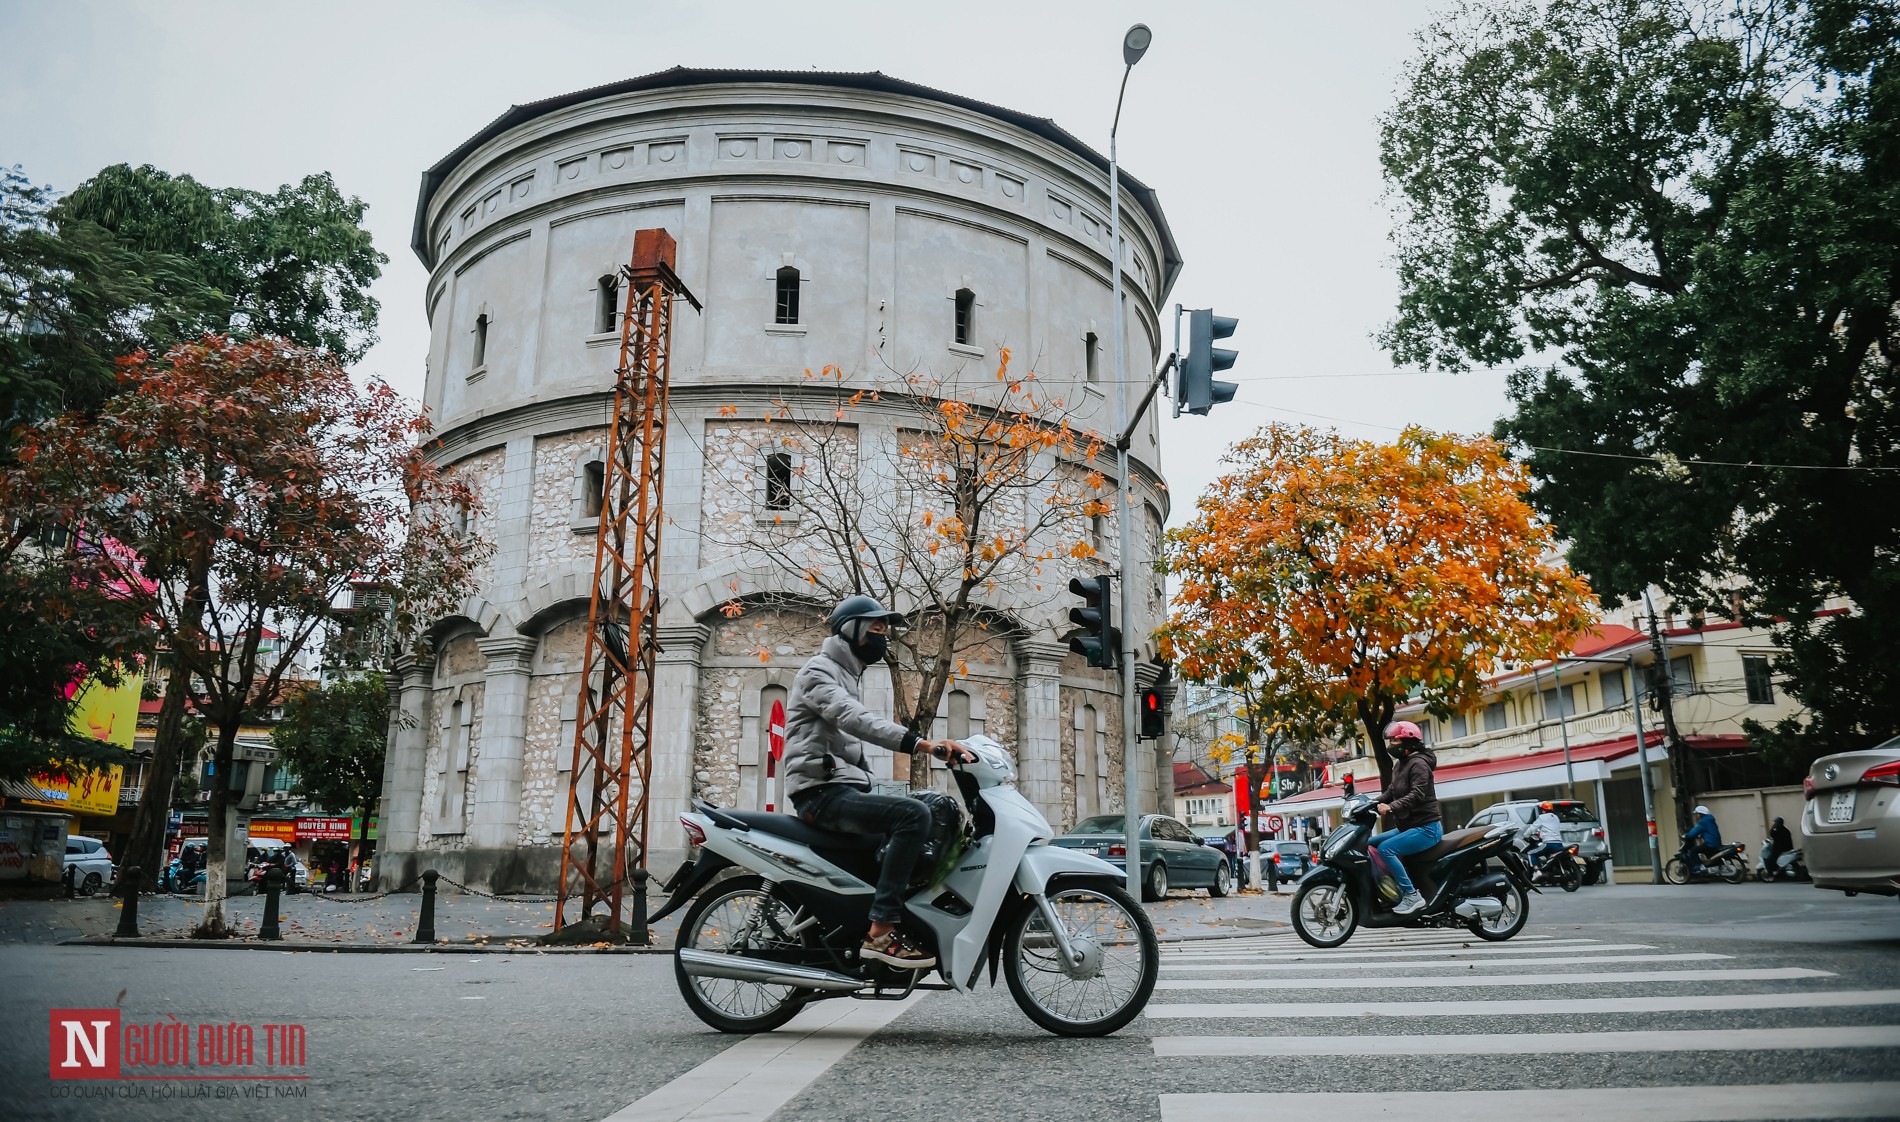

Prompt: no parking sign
[1263,814,1284,834]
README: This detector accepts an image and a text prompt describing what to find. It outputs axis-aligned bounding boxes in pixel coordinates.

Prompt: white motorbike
[653,734,1159,1037]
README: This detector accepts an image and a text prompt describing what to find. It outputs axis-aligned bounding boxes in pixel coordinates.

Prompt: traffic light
[1138,687,1166,740]
[1176,308,1239,416]
[1064,575,1119,669]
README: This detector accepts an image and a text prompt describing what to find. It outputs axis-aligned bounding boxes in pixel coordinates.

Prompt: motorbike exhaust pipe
[677,948,869,992]
[1453,898,1505,921]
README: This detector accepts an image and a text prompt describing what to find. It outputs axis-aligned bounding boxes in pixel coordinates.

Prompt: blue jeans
[1370,822,1442,897]
[1527,840,1564,866]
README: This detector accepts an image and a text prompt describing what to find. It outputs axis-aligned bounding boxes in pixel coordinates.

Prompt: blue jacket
[1685,815,1722,848]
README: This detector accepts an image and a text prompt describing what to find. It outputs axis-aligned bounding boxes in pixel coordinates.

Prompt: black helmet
[828,595,903,637]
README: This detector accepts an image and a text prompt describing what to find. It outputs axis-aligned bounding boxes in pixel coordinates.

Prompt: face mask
[851,632,889,664]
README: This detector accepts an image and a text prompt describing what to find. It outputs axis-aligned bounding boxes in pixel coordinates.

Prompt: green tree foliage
[1381,0,1900,756]
[272,674,389,817]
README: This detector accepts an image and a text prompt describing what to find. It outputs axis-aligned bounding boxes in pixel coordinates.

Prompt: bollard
[259,867,285,941]
[630,868,650,946]
[114,866,141,938]
[413,869,439,944]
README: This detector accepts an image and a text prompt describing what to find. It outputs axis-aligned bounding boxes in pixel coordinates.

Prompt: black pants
[796,785,931,924]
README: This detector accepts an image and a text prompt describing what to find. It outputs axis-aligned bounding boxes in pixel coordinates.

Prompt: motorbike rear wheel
[1719,855,1747,884]
[1290,880,1357,948]
[1557,855,1581,893]
[673,876,809,1034]
[1465,879,1530,942]
[1003,883,1158,1037]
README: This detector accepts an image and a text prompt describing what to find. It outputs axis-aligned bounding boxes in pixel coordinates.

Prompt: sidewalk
[3,884,1291,952]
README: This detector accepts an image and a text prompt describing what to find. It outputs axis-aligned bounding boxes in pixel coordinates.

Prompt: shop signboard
[21,764,123,817]
[247,819,295,843]
[297,816,353,841]
[350,815,379,841]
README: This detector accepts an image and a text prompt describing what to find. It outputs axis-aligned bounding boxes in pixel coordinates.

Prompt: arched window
[472,313,489,368]
[596,275,619,334]
[774,266,801,325]
[953,288,975,345]
[1084,331,1099,382]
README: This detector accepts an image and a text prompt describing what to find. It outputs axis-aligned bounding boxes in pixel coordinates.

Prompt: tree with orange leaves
[1163,423,1594,790]
[709,352,1111,787]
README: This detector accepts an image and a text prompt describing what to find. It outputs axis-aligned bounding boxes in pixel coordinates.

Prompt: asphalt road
[2,882,1896,1122]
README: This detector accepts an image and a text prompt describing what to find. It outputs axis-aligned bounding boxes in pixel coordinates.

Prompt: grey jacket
[782,635,920,804]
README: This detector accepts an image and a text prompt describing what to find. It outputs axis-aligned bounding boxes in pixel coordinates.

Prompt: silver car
[1802,739,1900,898]
[1466,799,1612,885]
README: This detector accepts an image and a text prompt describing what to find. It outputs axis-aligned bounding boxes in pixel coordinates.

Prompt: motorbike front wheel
[1290,880,1358,949]
[1663,856,1691,885]
[673,876,809,1034]
[1004,883,1158,1037]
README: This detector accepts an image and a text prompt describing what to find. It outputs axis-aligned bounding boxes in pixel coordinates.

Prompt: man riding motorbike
[1767,815,1794,868]
[783,595,973,971]
[1525,803,1566,872]
[1371,721,1441,916]
[1683,805,1723,872]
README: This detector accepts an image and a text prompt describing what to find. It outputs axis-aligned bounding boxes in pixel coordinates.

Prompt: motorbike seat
[1406,826,1495,866]
[717,809,887,853]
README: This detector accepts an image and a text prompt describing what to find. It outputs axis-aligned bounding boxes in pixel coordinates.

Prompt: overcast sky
[2,0,1511,521]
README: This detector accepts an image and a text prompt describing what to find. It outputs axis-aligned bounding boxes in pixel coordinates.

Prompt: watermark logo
[48,1008,307,1085]
[50,1009,120,1080]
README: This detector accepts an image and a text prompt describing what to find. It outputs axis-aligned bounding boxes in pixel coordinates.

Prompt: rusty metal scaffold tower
[554,228,699,940]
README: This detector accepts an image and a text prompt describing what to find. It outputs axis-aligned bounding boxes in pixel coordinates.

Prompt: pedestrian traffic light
[1138,687,1165,740]
[1176,308,1239,416]
[1064,575,1119,669]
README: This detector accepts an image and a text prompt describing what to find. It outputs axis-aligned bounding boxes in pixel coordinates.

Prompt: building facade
[380,69,1181,891]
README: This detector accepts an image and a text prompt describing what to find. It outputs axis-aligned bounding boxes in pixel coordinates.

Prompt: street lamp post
[1111,22,1152,900]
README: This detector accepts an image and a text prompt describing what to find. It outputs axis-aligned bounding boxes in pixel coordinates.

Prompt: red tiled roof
[1173,762,1231,797]
[1570,624,1646,658]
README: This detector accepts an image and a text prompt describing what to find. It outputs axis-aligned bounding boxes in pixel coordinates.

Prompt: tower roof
[412,67,1180,292]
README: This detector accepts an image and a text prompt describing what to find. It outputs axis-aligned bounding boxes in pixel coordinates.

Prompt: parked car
[1802,739,1900,898]
[1268,840,1312,882]
[1050,813,1231,901]
[63,835,115,895]
[1466,799,1612,885]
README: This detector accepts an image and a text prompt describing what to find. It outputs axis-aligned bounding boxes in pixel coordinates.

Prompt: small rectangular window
[1539,684,1579,718]
[1450,714,1468,739]
[1483,701,1508,732]
[1743,654,1775,704]
[1084,331,1099,382]
[1669,654,1696,692]
[954,288,975,345]
[765,452,794,511]
[473,313,489,368]
[582,461,605,519]
[596,276,619,334]
[1601,667,1627,709]
[775,267,801,325]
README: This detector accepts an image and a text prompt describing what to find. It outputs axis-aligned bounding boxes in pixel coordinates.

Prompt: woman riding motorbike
[1371,721,1441,916]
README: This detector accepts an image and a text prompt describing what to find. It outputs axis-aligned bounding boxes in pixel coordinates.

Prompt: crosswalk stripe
[1145,988,1900,1019]
[1170,931,1562,949]
[1153,966,1829,991]
[1152,1024,1900,1056]
[1162,952,1730,973]
[1162,935,1582,957]
[1163,942,1658,963]
[1158,1082,1900,1122]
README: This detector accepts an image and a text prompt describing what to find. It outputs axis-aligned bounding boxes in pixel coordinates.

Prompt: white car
[63,835,116,896]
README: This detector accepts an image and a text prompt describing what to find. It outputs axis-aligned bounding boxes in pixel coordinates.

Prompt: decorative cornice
[476,635,540,672]
[655,623,712,663]
[1015,638,1070,671]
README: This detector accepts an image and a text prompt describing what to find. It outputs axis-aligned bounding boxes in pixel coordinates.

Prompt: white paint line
[1164,940,1638,962]
[1159,1083,1900,1122]
[1153,1024,1900,1056]
[600,994,924,1122]
[1145,988,1900,1019]
[1163,935,1582,957]
[1163,952,1729,973]
[1155,967,1829,991]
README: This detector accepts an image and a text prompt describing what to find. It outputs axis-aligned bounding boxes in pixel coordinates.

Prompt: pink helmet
[1386,720,1424,743]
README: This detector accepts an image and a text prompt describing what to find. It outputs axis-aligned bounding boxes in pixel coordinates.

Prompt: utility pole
[1643,590,1691,829]
[1627,655,1663,883]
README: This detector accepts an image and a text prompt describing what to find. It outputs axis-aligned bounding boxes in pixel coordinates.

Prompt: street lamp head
[1123,23,1153,66]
